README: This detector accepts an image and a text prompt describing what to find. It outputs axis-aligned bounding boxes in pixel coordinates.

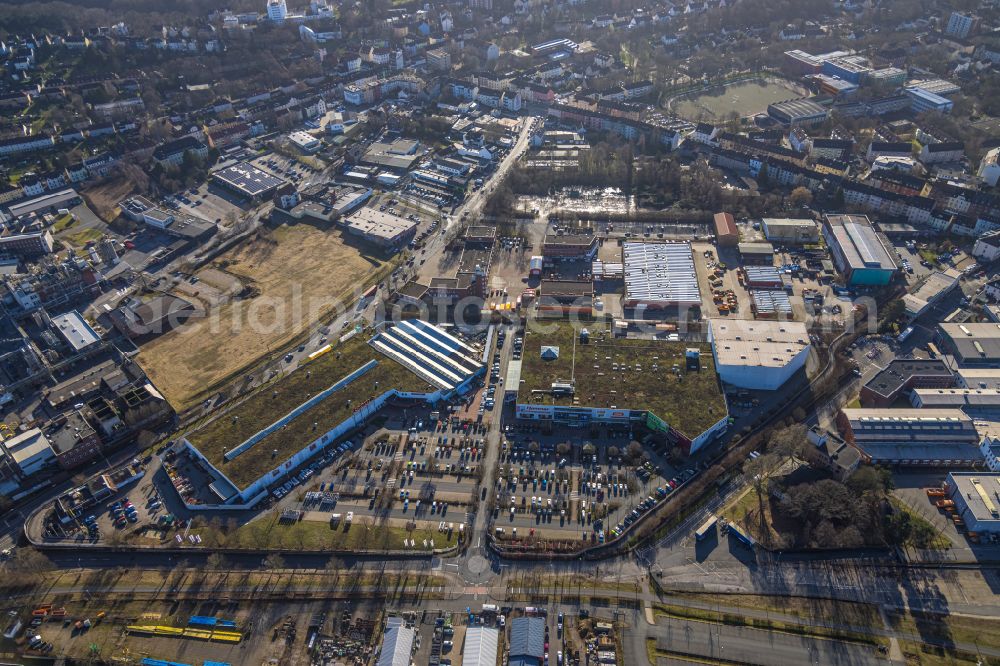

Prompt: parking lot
[491,422,696,545]
[40,460,177,547]
[249,415,488,542]
[368,192,446,251]
[248,151,321,190]
[168,180,250,227]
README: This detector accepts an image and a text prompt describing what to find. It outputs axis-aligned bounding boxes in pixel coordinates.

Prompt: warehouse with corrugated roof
[623,241,701,309]
[509,617,545,666]
[463,626,499,666]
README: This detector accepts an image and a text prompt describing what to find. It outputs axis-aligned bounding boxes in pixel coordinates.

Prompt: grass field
[889,609,1000,655]
[62,227,105,248]
[653,602,886,647]
[670,593,882,628]
[192,513,458,551]
[52,213,77,233]
[674,80,801,120]
[137,223,386,411]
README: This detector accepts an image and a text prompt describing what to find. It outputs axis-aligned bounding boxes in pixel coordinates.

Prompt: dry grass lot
[81,175,139,221]
[137,224,385,410]
[193,513,458,551]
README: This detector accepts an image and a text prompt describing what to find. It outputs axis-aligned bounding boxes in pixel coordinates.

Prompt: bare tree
[262,553,286,570]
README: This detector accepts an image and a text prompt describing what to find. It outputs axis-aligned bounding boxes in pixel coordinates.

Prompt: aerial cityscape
[1,0,1000,664]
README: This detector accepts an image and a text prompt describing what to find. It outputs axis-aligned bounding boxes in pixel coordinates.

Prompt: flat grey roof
[842,407,972,422]
[761,217,818,232]
[738,242,775,254]
[710,319,809,369]
[544,232,595,246]
[957,368,1000,390]
[863,359,953,399]
[541,280,593,297]
[4,428,54,464]
[346,207,416,240]
[7,188,78,219]
[948,473,1000,525]
[913,388,1000,408]
[855,441,983,463]
[940,323,1000,361]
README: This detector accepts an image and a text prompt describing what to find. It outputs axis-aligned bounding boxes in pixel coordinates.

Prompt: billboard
[592,408,631,421]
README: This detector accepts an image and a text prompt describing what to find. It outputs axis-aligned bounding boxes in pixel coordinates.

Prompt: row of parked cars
[272,441,354,499]
[609,468,697,538]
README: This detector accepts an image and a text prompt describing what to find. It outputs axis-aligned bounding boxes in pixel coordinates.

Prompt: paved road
[13,114,1000,665]
[644,615,886,666]
[418,116,536,284]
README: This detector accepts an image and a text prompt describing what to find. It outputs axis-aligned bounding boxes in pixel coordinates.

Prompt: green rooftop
[188,333,429,489]
[518,320,727,437]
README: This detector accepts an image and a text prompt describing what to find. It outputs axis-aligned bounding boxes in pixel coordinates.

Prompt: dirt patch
[136,223,385,410]
[81,175,139,222]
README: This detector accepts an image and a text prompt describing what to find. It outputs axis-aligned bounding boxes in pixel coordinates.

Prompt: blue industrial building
[509,617,546,666]
[822,214,898,286]
[906,86,954,114]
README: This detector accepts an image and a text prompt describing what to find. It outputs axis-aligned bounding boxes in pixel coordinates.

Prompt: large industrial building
[939,323,1000,366]
[181,322,484,507]
[836,408,982,466]
[903,270,961,319]
[767,98,829,126]
[211,162,286,201]
[537,280,594,315]
[343,207,417,249]
[622,241,701,309]
[368,319,483,394]
[512,320,728,453]
[945,473,1000,536]
[509,618,545,666]
[709,319,810,391]
[463,627,500,666]
[910,388,1000,418]
[377,618,414,666]
[822,214,897,286]
[957,368,1000,390]
[287,130,320,153]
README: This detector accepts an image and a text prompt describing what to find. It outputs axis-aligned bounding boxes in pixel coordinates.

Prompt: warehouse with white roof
[377,618,414,666]
[463,626,499,666]
[709,319,811,390]
[946,473,1000,536]
[622,241,701,309]
[369,319,484,395]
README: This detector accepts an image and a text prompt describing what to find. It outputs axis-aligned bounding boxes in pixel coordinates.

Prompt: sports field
[137,223,384,410]
[673,80,801,120]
